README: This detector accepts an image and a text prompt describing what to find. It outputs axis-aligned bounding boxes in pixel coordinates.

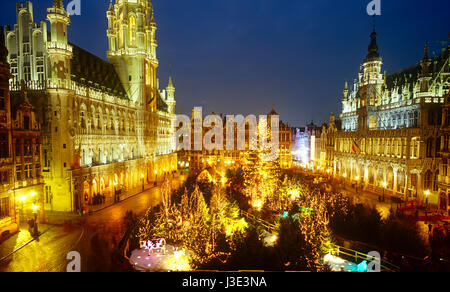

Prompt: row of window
[0,197,10,218]
[9,65,44,83]
[424,170,440,192]
[16,163,41,180]
[0,171,9,184]
[14,140,39,157]
[79,112,137,133]
[336,137,421,159]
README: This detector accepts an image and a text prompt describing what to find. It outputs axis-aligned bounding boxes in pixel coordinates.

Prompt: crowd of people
[92,193,106,205]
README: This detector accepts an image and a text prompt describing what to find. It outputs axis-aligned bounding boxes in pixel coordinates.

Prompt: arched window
[426,138,433,158]
[424,170,433,190]
[119,24,124,48]
[433,171,439,192]
[97,107,102,130]
[146,63,151,86]
[129,16,136,46]
[80,107,86,129]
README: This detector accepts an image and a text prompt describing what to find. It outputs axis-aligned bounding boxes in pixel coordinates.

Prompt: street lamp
[141,173,145,192]
[154,170,158,186]
[31,203,39,218]
[18,194,27,222]
[424,189,430,208]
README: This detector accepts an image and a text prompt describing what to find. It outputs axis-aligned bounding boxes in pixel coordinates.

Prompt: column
[405,172,410,201]
[393,168,398,195]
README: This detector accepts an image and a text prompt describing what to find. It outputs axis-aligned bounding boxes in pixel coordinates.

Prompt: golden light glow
[425,190,430,197]
[164,249,191,272]
[29,191,37,197]
[18,195,27,202]
[382,181,387,188]
[224,218,248,237]
[251,199,264,211]
[31,204,39,211]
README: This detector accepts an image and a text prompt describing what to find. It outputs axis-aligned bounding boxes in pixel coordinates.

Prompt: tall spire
[364,16,382,63]
[366,30,380,61]
[343,81,349,99]
[168,76,174,89]
[151,9,156,25]
[53,0,63,9]
[421,42,431,79]
[372,15,376,33]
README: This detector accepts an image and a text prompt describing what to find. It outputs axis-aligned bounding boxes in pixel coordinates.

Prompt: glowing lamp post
[141,173,145,192]
[424,190,430,208]
[154,170,158,186]
[18,194,27,221]
[31,203,39,218]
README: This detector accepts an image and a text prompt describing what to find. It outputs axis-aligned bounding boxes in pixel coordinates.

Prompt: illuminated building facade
[309,114,341,172]
[438,92,450,212]
[11,89,44,222]
[4,0,177,213]
[291,122,320,165]
[0,25,43,238]
[333,30,449,203]
[177,108,292,171]
[0,28,16,238]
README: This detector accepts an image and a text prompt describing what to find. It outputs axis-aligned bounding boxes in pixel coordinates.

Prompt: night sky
[1,0,449,126]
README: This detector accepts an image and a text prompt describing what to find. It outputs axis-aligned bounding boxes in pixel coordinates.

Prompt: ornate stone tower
[107,0,158,107]
[43,0,75,212]
[47,0,73,88]
[166,76,176,114]
[419,43,432,94]
[0,26,13,164]
[357,30,384,132]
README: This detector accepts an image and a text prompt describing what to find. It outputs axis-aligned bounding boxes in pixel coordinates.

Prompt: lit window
[129,16,136,46]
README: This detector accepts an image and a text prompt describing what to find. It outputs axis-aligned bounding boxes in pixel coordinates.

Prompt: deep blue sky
[1,0,449,126]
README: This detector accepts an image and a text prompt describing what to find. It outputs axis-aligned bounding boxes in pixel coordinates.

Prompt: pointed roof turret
[421,42,430,76]
[268,105,278,116]
[53,0,63,9]
[365,30,382,62]
[150,9,156,26]
[343,81,349,99]
[168,76,174,89]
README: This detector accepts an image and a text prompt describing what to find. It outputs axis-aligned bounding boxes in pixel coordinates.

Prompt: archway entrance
[397,170,406,194]
[386,167,394,190]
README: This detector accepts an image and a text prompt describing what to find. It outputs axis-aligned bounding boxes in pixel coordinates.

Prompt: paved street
[0,177,182,272]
